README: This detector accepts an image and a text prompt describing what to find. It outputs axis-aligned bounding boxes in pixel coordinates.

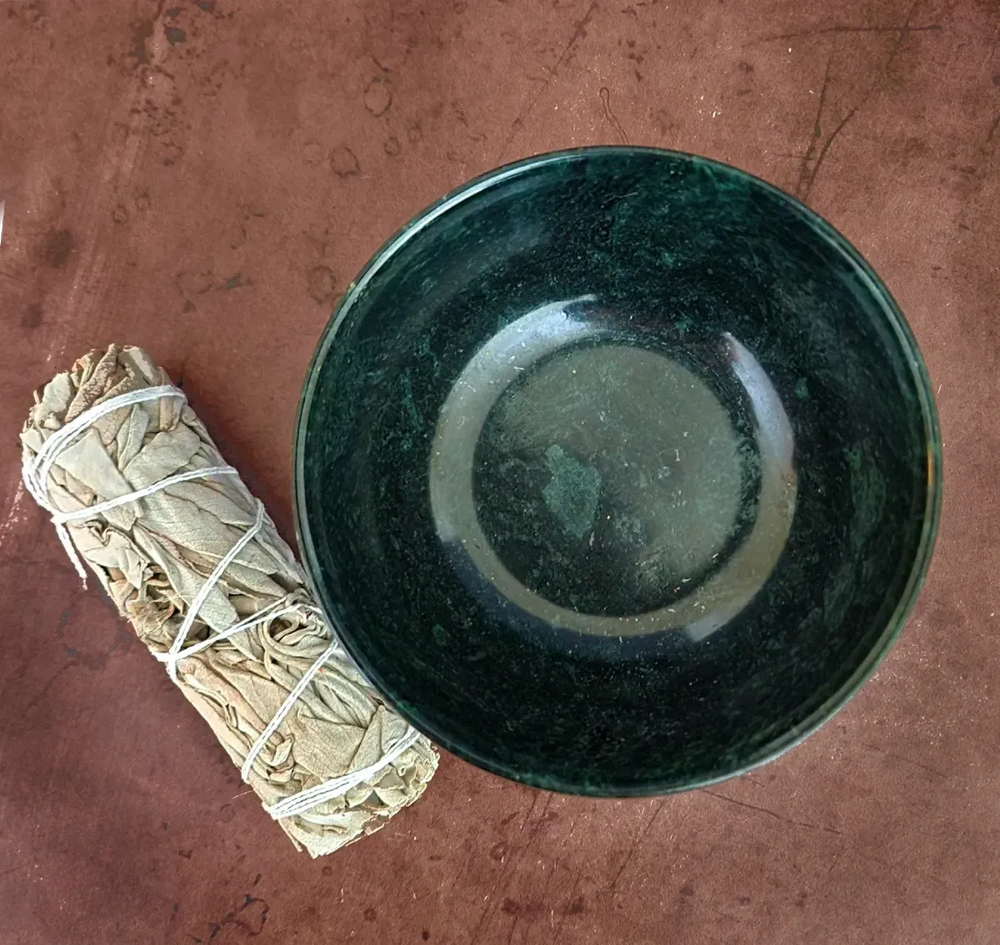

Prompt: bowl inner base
[476,342,745,616]
[428,299,798,640]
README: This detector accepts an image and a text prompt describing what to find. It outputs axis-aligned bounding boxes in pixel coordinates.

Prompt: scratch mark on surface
[885,752,950,780]
[701,788,842,834]
[797,0,923,202]
[519,791,544,833]
[860,742,951,780]
[471,793,553,944]
[795,53,833,198]
[470,797,539,943]
[40,733,70,803]
[599,87,629,144]
[801,103,860,201]
[609,799,666,895]
[498,1,599,159]
[23,662,73,713]
[886,1,925,61]
[752,21,942,44]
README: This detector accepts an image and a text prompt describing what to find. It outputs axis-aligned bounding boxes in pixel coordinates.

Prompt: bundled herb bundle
[20,345,437,857]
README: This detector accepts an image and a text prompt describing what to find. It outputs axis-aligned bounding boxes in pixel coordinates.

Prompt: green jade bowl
[295,147,941,795]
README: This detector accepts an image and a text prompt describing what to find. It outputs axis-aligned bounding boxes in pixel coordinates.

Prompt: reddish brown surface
[1,0,998,942]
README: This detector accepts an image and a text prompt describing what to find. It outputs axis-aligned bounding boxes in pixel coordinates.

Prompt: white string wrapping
[23,385,421,820]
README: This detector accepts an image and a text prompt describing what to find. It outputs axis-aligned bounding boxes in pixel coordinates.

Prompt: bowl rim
[293,145,943,796]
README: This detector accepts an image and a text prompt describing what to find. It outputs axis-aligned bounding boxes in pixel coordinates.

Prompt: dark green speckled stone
[294,147,941,795]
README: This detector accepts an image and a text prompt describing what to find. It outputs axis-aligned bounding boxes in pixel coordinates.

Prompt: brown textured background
[1,0,997,942]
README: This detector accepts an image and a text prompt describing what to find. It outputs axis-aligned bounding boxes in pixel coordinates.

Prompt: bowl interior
[296,148,940,794]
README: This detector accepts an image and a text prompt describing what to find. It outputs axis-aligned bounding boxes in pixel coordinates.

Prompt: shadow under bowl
[295,147,941,795]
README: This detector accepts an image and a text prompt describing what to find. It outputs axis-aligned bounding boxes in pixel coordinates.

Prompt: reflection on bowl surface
[296,147,941,794]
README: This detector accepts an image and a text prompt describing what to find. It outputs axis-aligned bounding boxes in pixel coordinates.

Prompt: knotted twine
[19,344,437,856]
